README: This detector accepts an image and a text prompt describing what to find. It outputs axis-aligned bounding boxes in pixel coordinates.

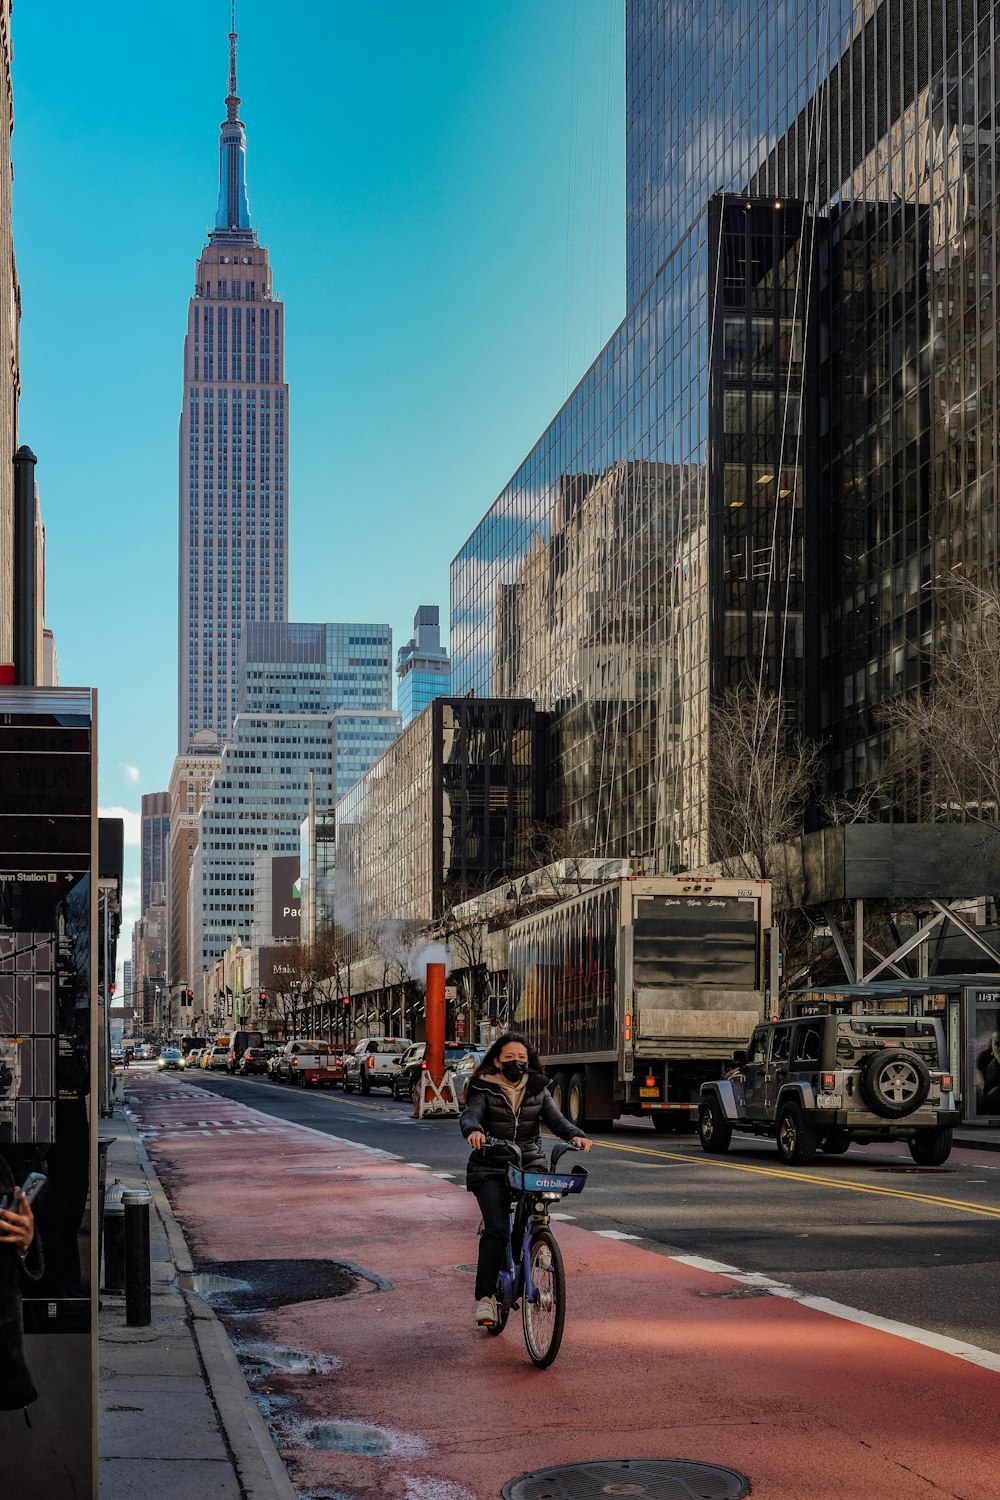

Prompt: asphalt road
[171,1065,1000,1356]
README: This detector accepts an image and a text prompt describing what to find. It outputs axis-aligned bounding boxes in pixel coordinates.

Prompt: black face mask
[499,1059,528,1082]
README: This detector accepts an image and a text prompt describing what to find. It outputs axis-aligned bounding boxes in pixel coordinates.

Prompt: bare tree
[519,819,597,895]
[709,682,822,878]
[881,576,1000,825]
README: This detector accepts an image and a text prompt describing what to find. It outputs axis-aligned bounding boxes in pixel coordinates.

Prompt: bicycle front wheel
[522,1228,565,1368]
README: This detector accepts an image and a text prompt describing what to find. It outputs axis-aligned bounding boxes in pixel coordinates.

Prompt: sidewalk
[98,1105,296,1500]
[953,1124,1000,1151]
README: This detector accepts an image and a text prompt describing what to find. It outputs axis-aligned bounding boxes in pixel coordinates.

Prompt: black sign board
[2,689,96,1497]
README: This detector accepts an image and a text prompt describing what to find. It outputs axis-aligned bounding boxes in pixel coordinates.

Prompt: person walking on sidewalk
[460,1033,590,1327]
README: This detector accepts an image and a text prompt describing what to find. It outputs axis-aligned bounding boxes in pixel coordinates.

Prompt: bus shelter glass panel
[968,990,1000,1121]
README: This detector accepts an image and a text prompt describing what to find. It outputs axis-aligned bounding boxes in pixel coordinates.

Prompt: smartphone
[17,1172,46,1208]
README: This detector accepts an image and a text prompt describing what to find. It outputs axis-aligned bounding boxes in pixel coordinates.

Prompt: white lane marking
[549,1213,576,1221]
[672,1254,1000,1374]
[595,1229,642,1241]
[139,1085,398,1159]
[406,1163,431,1169]
[432,1172,456,1179]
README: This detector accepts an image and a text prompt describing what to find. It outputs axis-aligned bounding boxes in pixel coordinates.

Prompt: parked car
[453,1049,486,1107]
[391,1043,475,1102]
[342,1037,413,1096]
[698,1012,959,1166]
[182,1048,204,1070]
[238,1047,269,1076]
[203,1044,230,1071]
[156,1048,183,1071]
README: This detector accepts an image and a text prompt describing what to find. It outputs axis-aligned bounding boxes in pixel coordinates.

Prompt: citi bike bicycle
[478,1136,588,1368]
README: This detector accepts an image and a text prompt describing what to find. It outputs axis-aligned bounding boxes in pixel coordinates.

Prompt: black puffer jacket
[460,1072,581,1189]
[0,1154,44,1412]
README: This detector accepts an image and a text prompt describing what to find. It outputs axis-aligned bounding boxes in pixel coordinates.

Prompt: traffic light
[260,990,268,1008]
[342,995,350,1006]
[186,989,193,1003]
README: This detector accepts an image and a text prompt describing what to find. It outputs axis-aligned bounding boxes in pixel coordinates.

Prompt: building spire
[226,3,240,124]
[212,1,255,240]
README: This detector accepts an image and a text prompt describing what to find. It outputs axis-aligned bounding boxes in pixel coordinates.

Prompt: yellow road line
[594,1137,1000,1220]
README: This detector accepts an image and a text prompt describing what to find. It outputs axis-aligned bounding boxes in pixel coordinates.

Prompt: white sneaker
[475,1296,498,1326]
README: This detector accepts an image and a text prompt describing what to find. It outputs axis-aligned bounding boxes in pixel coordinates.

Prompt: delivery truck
[508,874,772,1131]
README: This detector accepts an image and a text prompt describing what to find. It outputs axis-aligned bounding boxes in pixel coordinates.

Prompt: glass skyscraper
[396,605,452,725]
[177,19,288,751]
[452,0,1000,872]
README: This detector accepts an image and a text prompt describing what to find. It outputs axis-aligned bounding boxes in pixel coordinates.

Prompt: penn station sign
[271,854,301,938]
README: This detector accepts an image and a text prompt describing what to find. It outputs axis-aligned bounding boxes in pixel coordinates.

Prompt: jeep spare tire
[859,1049,930,1117]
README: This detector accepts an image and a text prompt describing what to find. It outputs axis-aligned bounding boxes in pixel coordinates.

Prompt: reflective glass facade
[452,0,1000,868]
[334,699,543,954]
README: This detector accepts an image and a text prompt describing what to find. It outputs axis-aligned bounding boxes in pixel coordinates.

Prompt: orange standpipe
[416,961,458,1117]
[425,962,446,1084]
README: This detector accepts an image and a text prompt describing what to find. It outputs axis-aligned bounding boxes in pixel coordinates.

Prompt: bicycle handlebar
[480,1135,581,1171]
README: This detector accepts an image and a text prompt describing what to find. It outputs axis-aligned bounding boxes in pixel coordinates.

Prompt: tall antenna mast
[226,1,240,123]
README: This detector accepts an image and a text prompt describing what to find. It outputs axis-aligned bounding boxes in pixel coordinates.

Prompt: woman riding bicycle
[460,1033,591,1326]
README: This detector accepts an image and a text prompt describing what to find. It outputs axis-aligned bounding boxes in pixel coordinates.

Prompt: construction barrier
[416,1065,459,1118]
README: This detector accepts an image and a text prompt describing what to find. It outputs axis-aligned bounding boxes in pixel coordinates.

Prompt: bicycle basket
[507,1166,588,1196]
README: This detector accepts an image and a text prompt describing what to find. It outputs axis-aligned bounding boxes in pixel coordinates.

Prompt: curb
[954,1133,1000,1154]
[117,1102,298,1500]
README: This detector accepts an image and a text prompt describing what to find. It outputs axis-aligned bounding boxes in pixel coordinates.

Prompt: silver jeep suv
[699,1012,958,1166]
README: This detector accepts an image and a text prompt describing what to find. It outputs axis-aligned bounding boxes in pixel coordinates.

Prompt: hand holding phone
[0,1174,42,1256]
[18,1172,46,1208]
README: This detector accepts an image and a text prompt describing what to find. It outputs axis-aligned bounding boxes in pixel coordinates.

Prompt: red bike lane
[129,1073,1000,1500]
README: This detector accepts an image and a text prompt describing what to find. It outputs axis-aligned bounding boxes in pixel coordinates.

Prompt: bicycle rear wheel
[522,1228,565,1367]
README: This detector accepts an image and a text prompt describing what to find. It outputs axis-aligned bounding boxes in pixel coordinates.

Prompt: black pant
[473,1176,513,1299]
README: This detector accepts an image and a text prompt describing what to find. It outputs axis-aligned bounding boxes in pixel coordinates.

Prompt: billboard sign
[258,946,299,992]
[271,855,300,938]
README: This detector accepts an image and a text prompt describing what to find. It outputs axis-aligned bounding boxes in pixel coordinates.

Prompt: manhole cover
[503,1459,750,1499]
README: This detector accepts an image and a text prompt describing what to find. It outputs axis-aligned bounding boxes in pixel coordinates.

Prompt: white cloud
[121,875,142,918]
[123,764,140,783]
[99,805,142,845]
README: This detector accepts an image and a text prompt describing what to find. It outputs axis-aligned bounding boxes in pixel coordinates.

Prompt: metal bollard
[103,1184,126,1293]
[123,1188,152,1326]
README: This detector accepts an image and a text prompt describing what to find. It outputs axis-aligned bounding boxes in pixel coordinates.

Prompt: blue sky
[11,2,624,966]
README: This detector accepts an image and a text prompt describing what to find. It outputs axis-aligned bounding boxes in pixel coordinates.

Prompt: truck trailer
[508,874,773,1131]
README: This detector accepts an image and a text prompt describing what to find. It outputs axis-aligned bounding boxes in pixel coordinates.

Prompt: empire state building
[177,18,288,751]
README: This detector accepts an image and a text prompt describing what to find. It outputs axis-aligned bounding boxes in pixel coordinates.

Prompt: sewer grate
[502,1459,750,1499]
